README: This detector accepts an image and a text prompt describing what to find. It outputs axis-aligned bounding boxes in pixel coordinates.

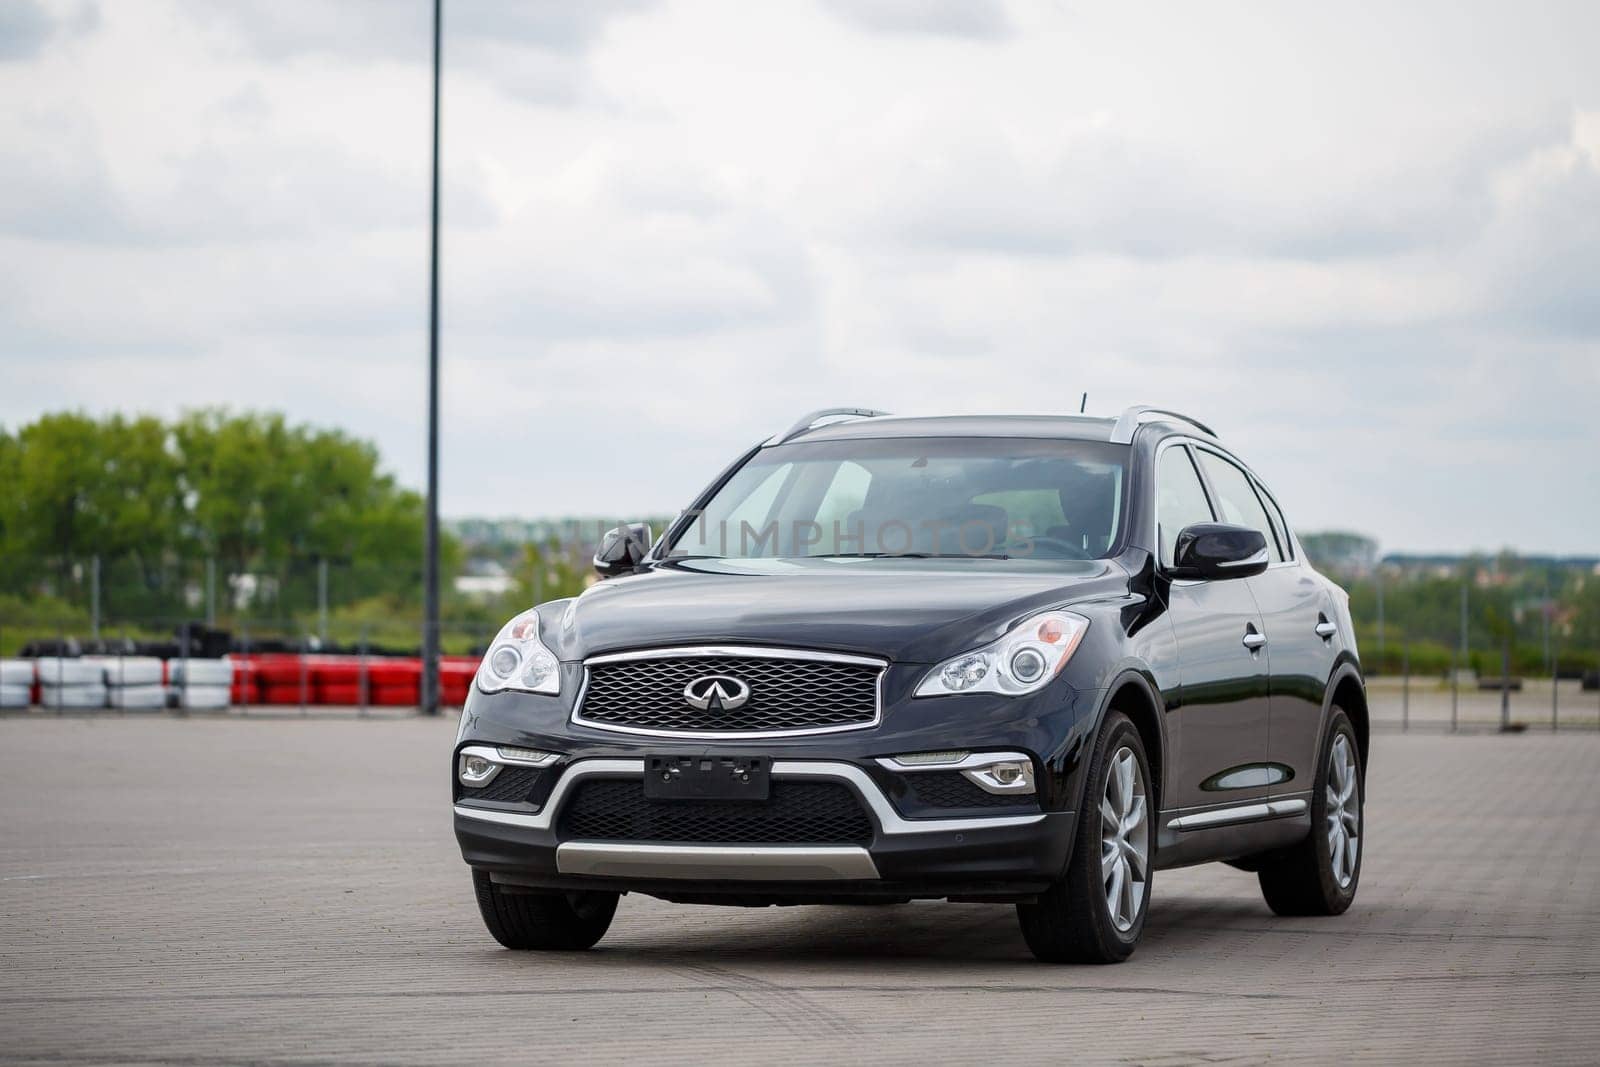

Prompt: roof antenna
[1080,392,1088,414]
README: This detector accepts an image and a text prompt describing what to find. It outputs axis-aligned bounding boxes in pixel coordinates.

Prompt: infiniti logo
[683,675,751,712]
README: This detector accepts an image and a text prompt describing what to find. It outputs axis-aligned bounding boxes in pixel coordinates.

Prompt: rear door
[1192,448,1334,803]
[1155,442,1272,813]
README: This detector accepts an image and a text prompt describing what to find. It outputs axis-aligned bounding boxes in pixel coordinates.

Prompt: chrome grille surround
[571,645,886,739]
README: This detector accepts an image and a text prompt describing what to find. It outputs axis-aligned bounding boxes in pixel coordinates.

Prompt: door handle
[1242,628,1267,651]
[1314,620,1338,639]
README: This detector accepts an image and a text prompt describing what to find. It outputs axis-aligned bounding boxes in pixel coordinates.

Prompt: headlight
[476,608,562,695]
[914,610,1089,697]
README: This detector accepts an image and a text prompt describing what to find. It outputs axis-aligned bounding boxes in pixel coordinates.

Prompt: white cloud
[819,0,1011,40]
[0,0,1598,555]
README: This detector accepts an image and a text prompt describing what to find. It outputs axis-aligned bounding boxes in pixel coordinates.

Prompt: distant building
[452,560,515,601]
[1298,532,1379,578]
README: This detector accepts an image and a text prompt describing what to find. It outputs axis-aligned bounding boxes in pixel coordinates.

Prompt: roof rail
[772,407,892,444]
[1109,405,1218,444]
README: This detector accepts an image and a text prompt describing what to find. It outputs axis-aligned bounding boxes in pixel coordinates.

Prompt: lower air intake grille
[906,771,1031,809]
[460,766,542,803]
[558,779,873,845]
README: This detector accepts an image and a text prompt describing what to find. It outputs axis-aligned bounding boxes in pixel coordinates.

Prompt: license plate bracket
[643,755,771,801]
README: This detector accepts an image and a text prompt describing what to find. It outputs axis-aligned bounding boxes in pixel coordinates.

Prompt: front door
[1164,579,1272,811]
[1154,443,1272,813]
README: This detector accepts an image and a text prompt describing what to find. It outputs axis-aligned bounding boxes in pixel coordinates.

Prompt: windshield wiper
[807,552,931,559]
[808,552,1012,560]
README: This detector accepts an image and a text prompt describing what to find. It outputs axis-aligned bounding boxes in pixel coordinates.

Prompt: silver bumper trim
[453,758,1048,836]
[875,751,1037,796]
[1166,797,1308,832]
[555,842,879,881]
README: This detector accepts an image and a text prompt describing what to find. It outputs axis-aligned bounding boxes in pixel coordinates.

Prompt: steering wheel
[1008,535,1092,561]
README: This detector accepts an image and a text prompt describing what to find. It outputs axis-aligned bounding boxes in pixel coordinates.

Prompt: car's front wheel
[1256,709,1363,916]
[1016,710,1153,964]
[471,869,619,950]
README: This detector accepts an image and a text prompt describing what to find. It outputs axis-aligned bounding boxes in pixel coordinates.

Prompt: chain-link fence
[0,612,493,717]
[3,552,1597,726]
[0,549,524,715]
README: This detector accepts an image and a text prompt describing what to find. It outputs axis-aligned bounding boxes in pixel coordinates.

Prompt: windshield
[665,436,1128,562]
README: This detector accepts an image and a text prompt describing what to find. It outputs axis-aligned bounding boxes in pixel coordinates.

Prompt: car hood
[541,556,1130,664]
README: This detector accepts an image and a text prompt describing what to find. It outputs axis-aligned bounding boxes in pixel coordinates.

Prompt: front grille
[460,766,542,803]
[906,771,1031,810]
[576,651,881,735]
[558,779,874,845]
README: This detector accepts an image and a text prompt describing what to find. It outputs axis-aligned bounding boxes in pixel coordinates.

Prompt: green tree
[1,410,453,628]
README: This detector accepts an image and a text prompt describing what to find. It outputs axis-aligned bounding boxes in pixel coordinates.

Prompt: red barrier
[317,683,363,705]
[370,683,420,706]
[225,653,481,707]
[259,682,308,705]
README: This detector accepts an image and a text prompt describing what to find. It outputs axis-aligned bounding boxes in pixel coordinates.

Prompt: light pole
[421,0,443,715]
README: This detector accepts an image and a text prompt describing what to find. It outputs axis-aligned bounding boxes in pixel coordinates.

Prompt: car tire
[1257,709,1363,916]
[1016,710,1153,964]
[471,869,618,951]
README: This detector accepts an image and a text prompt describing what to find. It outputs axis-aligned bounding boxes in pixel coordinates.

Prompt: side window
[1156,446,1215,567]
[1196,451,1284,562]
[1254,478,1294,561]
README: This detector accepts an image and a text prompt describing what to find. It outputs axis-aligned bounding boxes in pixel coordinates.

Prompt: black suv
[454,406,1367,963]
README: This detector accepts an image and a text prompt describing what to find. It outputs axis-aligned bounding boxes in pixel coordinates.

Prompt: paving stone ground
[1,716,1596,1065]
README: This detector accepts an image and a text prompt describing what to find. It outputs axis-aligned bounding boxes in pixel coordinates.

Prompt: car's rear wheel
[1016,710,1152,964]
[471,869,619,950]
[1256,709,1363,916]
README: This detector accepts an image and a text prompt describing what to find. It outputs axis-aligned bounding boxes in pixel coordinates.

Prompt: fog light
[990,761,1024,784]
[964,759,1036,794]
[458,751,500,786]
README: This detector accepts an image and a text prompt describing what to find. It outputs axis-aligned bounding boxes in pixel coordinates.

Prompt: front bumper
[455,756,1077,901]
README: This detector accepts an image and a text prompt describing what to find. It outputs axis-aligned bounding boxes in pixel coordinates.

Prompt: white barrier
[0,658,35,686]
[178,683,231,710]
[93,657,169,711]
[7,656,241,710]
[40,684,110,709]
[170,658,232,709]
[107,684,168,710]
[31,658,102,686]
[90,656,164,687]
[0,659,32,708]
[169,659,232,686]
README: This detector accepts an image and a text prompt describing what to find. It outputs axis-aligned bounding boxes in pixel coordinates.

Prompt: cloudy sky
[1,0,1597,555]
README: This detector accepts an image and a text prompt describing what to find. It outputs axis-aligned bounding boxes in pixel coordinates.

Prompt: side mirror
[593,523,654,578]
[1170,523,1269,580]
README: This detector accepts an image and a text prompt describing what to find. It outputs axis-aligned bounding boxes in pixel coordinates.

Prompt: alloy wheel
[1326,734,1360,888]
[1100,746,1149,932]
